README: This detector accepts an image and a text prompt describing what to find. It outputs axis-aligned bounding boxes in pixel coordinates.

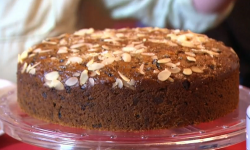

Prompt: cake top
[18,27,239,90]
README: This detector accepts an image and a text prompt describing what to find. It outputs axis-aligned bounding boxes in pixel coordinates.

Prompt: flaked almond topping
[102,45,109,50]
[122,53,131,62]
[141,52,155,56]
[139,63,145,75]
[92,44,100,48]
[122,46,136,52]
[29,68,36,75]
[80,70,88,85]
[70,43,85,49]
[88,48,98,52]
[86,58,94,67]
[88,63,105,71]
[187,56,196,62]
[175,62,180,66]
[45,71,59,81]
[116,33,125,37]
[73,72,81,77]
[57,47,68,54]
[45,80,64,90]
[157,58,171,63]
[158,69,171,81]
[42,41,57,45]
[70,49,80,53]
[116,78,123,88]
[89,78,95,86]
[39,50,53,54]
[168,77,174,82]
[166,63,176,68]
[65,77,78,86]
[149,56,157,61]
[112,80,118,88]
[102,57,115,65]
[21,62,28,73]
[191,49,219,57]
[169,67,181,73]
[183,68,192,75]
[132,48,146,54]
[59,39,67,45]
[28,53,36,58]
[185,51,196,57]
[128,79,135,86]
[191,66,203,73]
[26,62,41,73]
[113,50,123,55]
[74,28,94,35]
[67,56,83,64]
[230,48,236,54]
[95,70,100,75]
[20,50,28,60]
[118,71,130,82]
[18,54,23,63]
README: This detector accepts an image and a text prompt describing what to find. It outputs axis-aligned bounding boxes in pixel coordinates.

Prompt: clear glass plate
[0,85,249,150]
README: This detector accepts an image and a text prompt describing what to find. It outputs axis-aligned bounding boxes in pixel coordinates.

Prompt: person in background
[0,0,234,82]
[205,0,250,87]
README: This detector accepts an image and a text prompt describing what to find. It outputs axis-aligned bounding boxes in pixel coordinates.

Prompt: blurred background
[0,0,249,87]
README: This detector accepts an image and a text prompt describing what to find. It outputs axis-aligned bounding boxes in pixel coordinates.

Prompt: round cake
[17,27,239,131]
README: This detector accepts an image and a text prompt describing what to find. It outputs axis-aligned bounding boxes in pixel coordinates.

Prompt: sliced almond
[191,66,203,73]
[52,80,64,90]
[69,49,80,53]
[116,78,123,88]
[122,53,131,62]
[67,56,83,64]
[158,69,171,81]
[102,45,109,50]
[29,68,36,75]
[185,51,196,57]
[20,50,28,60]
[73,72,81,77]
[18,54,23,64]
[139,63,145,75]
[187,56,196,62]
[166,63,176,68]
[118,71,130,82]
[70,43,85,49]
[157,58,171,64]
[59,39,68,45]
[88,63,105,71]
[141,53,155,56]
[45,71,59,81]
[21,62,28,73]
[183,68,192,75]
[80,70,88,85]
[74,28,94,35]
[89,78,95,86]
[102,57,115,65]
[168,77,174,82]
[65,77,78,86]
[86,58,94,67]
[122,46,136,52]
[169,67,181,73]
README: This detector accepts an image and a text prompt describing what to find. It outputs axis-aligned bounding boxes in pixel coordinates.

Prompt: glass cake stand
[0,85,249,150]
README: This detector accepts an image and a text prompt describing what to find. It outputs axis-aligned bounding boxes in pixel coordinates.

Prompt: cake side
[17,27,239,131]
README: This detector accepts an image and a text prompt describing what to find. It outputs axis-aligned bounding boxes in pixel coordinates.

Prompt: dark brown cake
[17,27,239,131]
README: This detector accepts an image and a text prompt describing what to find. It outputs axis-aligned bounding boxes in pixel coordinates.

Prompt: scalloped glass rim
[0,85,248,149]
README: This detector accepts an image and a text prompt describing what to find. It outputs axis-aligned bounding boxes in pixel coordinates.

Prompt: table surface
[0,134,246,150]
